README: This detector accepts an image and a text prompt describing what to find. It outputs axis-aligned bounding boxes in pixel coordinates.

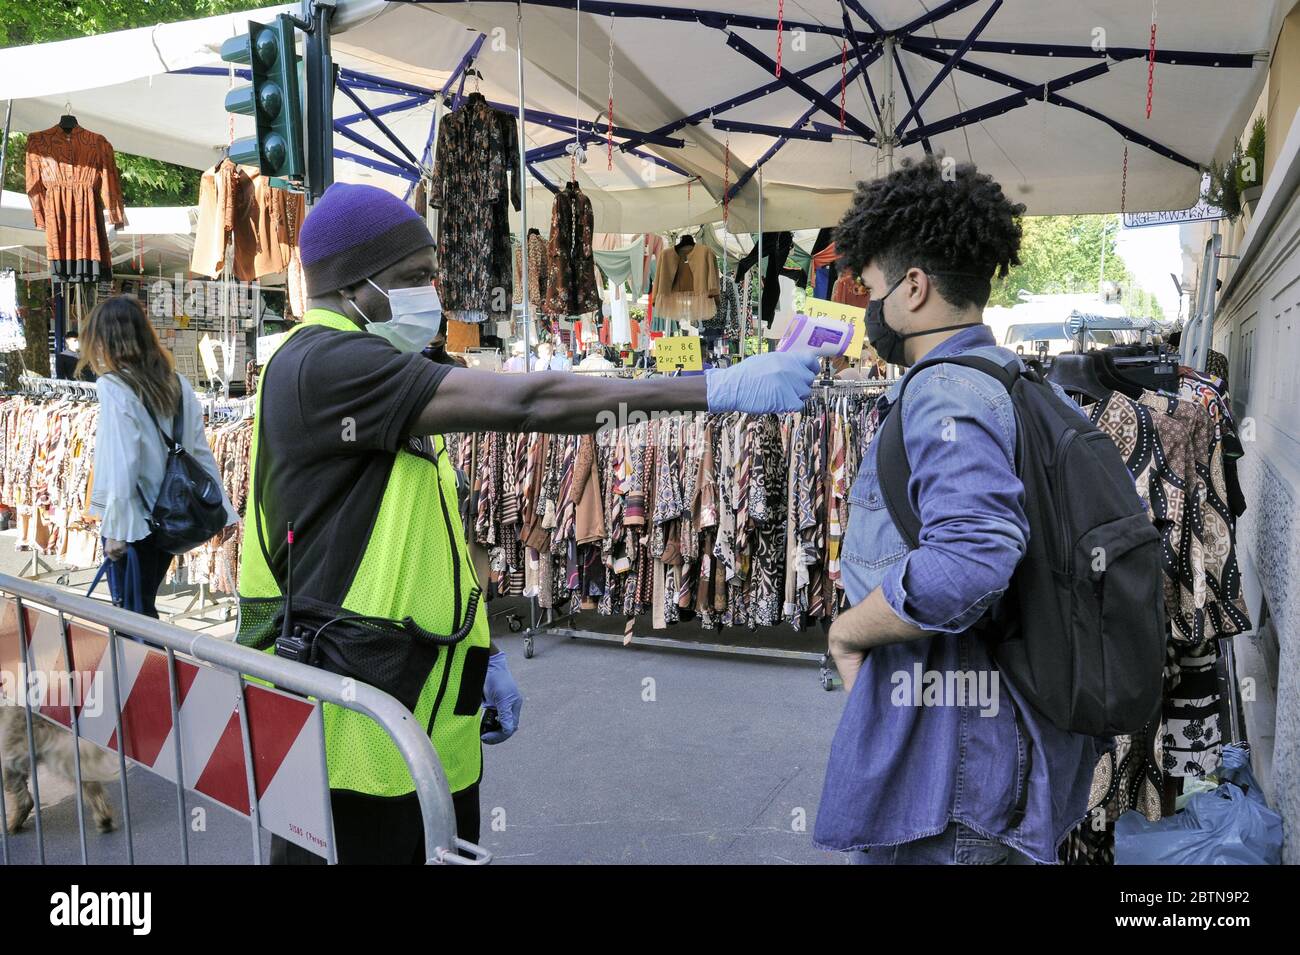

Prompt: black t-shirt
[56,350,95,381]
[254,321,449,602]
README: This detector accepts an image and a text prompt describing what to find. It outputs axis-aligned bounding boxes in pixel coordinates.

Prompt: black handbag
[137,400,228,555]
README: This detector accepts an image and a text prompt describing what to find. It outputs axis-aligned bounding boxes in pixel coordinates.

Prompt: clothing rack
[5,375,242,630]
[7,376,99,582]
[508,381,891,689]
[812,376,900,391]
[18,373,98,401]
[1066,312,1160,351]
[200,393,255,422]
[566,366,637,377]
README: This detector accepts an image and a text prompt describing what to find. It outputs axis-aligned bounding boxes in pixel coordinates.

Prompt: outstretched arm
[413,368,706,435]
[411,352,819,436]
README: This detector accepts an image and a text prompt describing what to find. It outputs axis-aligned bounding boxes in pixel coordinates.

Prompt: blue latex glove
[704,352,819,414]
[480,651,522,744]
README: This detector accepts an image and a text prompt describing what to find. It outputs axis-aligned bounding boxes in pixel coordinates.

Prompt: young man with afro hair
[814,155,1103,865]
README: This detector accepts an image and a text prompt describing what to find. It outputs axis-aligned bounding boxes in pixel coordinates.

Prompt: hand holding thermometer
[775,314,855,357]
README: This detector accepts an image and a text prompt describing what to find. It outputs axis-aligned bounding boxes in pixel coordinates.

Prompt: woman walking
[81,295,238,617]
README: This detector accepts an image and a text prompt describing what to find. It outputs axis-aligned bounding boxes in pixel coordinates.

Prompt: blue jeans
[851,823,1038,865]
[103,535,173,619]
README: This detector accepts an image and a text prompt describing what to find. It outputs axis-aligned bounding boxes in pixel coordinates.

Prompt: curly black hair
[834,154,1025,310]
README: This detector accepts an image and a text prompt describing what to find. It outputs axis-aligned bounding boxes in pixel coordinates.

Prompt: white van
[1002,321,1122,357]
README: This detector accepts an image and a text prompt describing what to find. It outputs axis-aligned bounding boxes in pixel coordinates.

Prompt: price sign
[257,331,290,364]
[653,335,703,371]
[803,297,867,359]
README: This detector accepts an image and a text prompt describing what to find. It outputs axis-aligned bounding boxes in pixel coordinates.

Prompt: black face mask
[865,272,984,367]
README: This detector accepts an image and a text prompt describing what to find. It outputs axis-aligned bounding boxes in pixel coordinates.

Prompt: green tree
[0,0,267,206]
[990,214,1163,320]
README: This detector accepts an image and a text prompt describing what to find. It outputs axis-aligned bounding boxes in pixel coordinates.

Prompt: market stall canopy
[0,1,1288,232]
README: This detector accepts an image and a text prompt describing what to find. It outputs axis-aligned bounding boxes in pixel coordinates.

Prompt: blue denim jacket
[814,325,1101,864]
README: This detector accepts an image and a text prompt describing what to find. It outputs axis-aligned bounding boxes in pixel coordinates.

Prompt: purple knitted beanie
[298,183,433,295]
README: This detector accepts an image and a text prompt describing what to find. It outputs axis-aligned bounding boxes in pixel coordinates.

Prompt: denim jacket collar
[887,323,998,402]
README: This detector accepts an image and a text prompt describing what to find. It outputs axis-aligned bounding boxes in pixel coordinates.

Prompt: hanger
[1092,350,1144,399]
[675,232,695,252]
[1046,352,1111,403]
[59,101,77,133]
[463,68,485,101]
[1105,347,1180,394]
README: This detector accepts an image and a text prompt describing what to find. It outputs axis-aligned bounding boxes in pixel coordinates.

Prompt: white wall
[1213,111,1300,863]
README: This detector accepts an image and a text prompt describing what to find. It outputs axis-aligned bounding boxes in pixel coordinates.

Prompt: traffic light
[220,15,304,180]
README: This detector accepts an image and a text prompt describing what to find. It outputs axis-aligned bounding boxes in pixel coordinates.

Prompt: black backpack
[137,401,228,555]
[877,354,1165,737]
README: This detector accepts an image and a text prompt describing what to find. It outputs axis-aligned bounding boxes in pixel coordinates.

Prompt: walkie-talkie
[274,521,312,662]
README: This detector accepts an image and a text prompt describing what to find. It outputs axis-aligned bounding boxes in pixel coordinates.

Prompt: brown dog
[1,706,116,834]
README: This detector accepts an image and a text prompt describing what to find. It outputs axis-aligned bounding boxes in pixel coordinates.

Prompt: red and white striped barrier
[0,598,333,860]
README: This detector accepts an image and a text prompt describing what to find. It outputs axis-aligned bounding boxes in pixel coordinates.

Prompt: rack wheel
[524,635,535,659]
[507,614,523,633]
[821,673,835,691]
[56,575,70,587]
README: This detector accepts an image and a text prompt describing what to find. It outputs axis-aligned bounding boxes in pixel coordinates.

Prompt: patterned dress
[25,124,126,283]
[431,94,520,322]
[542,183,601,318]
[1065,385,1251,863]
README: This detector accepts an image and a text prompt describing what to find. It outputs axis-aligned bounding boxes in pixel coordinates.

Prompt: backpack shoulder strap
[170,390,185,452]
[139,399,181,452]
[135,394,185,517]
[877,354,1021,550]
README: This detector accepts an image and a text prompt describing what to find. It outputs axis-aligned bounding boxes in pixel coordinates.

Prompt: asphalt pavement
[1,534,848,865]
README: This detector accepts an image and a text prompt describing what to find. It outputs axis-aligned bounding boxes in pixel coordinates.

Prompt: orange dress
[24,124,126,283]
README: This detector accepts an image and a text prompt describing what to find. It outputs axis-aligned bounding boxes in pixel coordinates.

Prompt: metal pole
[721,221,729,365]
[882,36,896,173]
[15,599,46,863]
[517,2,533,374]
[235,676,265,865]
[304,1,337,203]
[0,737,9,863]
[756,166,765,357]
[1099,218,1108,290]
[105,628,136,864]
[1221,637,1245,744]
[58,613,90,864]
[53,289,65,376]
[1195,224,1222,372]
[1185,228,1221,371]
[0,100,13,196]
[164,648,191,864]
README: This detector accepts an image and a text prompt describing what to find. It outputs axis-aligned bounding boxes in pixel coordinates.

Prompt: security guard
[239,183,818,864]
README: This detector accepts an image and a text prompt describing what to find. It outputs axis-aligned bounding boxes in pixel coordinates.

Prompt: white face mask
[351,279,444,353]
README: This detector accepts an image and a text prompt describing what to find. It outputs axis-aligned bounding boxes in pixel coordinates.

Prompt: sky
[1115,222,1186,321]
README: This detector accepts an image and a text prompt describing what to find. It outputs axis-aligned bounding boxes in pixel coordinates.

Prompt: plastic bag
[1116,783,1283,865]
[1174,776,1219,812]
[1218,743,1268,805]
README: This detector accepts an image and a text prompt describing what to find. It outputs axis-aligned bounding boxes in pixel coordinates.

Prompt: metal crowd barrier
[0,573,490,865]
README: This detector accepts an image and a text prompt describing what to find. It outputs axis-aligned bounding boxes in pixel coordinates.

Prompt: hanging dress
[431,93,521,322]
[25,124,126,284]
